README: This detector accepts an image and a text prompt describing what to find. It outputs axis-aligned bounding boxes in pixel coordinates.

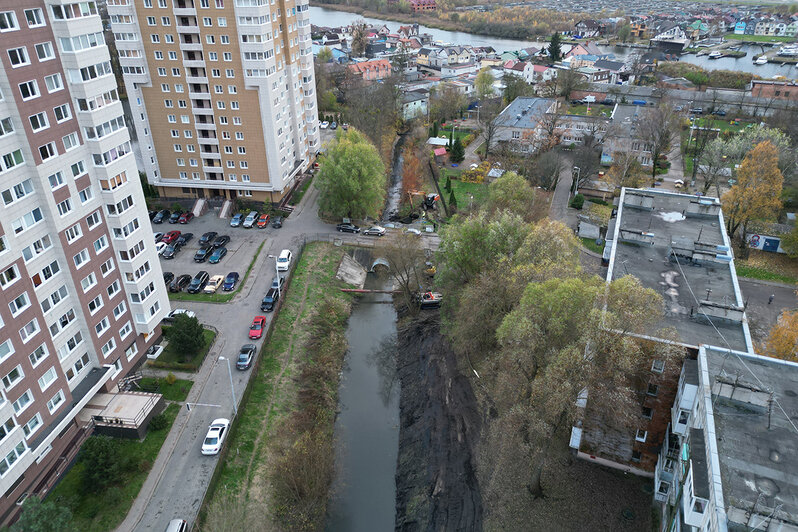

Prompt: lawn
[450,179,488,211]
[203,242,352,513]
[581,237,605,254]
[288,175,314,207]
[147,328,216,371]
[48,404,180,532]
[138,377,194,402]
[169,241,264,302]
[736,250,798,285]
[725,33,795,43]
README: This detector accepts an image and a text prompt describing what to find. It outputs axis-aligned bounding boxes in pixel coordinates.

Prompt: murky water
[326,275,400,532]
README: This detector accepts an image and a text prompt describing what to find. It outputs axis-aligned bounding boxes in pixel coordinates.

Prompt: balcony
[201,151,221,159]
[184,59,205,69]
[173,1,196,16]
[179,40,203,52]
[198,136,219,145]
[192,106,214,116]
[195,121,215,130]
[176,23,199,34]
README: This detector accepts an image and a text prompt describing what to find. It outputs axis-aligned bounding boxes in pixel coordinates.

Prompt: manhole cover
[621,508,636,521]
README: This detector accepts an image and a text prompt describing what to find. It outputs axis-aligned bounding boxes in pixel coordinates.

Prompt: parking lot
[155,209,280,291]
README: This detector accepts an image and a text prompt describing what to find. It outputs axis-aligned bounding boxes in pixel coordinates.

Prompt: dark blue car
[222,272,240,291]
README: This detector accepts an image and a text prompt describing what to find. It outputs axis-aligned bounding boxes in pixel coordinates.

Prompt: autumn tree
[616,23,631,42]
[485,171,536,219]
[377,232,426,311]
[697,137,730,196]
[315,128,387,219]
[780,224,798,258]
[202,489,267,532]
[430,84,467,123]
[764,310,798,361]
[722,141,784,241]
[637,102,680,184]
[530,150,564,190]
[350,20,368,57]
[475,67,496,100]
[502,73,533,105]
[317,46,333,63]
[401,146,423,202]
[556,67,588,99]
[477,99,503,159]
[605,151,645,189]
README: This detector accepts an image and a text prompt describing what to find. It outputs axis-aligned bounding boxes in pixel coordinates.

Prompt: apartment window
[223,52,232,61]
[218,17,226,26]
[101,338,116,357]
[112,300,126,318]
[66,224,82,243]
[222,131,230,139]
[167,114,176,123]
[29,112,49,132]
[219,116,228,125]
[95,318,110,336]
[101,258,115,277]
[81,272,97,292]
[646,383,659,397]
[34,42,55,61]
[206,35,215,44]
[12,391,32,415]
[242,174,250,182]
[221,35,230,44]
[631,450,641,462]
[651,360,665,373]
[177,158,185,166]
[54,104,71,123]
[233,116,241,125]
[73,248,89,268]
[151,34,160,43]
[93,235,108,253]
[0,340,13,364]
[235,131,244,140]
[174,144,182,152]
[231,101,239,110]
[147,16,156,25]
[38,367,57,392]
[19,319,40,343]
[165,34,174,43]
[8,47,30,67]
[635,429,647,443]
[22,413,42,438]
[224,146,232,154]
[63,132,80,151]
[184,130,192,138]
[125,341,138,359]
[3,366,24,389]
[225,68,234,78]
[25,8,45,27]
[19,80,39,100]
[217,101,226,110]
[203,17,212,26]
[39,142,57,160]
[642,406,653,419]
[186,144,195,152]
[226,160,235,168]
[678,409,690,425]
[0,418,15,444]
[228,173,236,181]
[161,16,171,25]
[0,442,27,477]
[189,158,198,166]
[171,67,180,76]
[178,100,187,108]
[240,161,248,169]
[57,198,72,217]
[47,390,65,413]
[238,146,246,154]
[44,73,63,93]
[0,117,13,137]
[158,68,167,77]
[9,293,30,316]
[169,51,178,60]
[171,129,180,138]
[0,11,19,32]
[21,235,52,262]
[1,178,34,205]
[71,160,87,178]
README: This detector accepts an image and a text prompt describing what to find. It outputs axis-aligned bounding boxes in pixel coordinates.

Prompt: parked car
[201,418,230,455]
[276,249,292,272]
[198,231,217,247]
[203,274,224,293]
[187,271,209,293]
[168,211,183,223]
[178,212,194,224]
[363,226,386,237]
[249,316,266,339]
[256,213,271,228]
[208,247,227,264]
[166,519,188,532]
[261,288,279,312]
[242,211,259,228]
[320,121,329,129]
[164,308,196,322]
[689,107,703,115]
[271,216,283,229]
[271,275,285,291]
[162,230,181,245]
[712,109,727,116]
[342,123,349,130]
[163,271,174,285]
[176,232,193,247]
[212,235,230,248]
[170,274,192,292]
[152,209,170,224]
[222,272,240,291]
[194,247,213,262]
[236,344,256,370]
[230,213,244,227]
[154,232,164,243]
[404,228,422,236]
[148,210,158,220]
[155,242,168,255]
[162,244,180,259]
[330,121,338,129]
[336,222,360,233]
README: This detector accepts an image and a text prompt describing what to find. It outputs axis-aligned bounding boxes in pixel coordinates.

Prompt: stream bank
[395,312,483,532]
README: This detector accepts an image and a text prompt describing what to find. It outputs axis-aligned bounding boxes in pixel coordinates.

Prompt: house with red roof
[347,59,393,81]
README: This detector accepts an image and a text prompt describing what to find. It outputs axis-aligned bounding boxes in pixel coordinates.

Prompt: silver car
[242,210,258,228]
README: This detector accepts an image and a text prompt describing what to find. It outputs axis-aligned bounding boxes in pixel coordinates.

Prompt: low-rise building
[750,79,798,101]
[574,19,603,38]
[348,59,393,81]
[408,0,436,12]
[401,90,429,119]
[491,97,557,153]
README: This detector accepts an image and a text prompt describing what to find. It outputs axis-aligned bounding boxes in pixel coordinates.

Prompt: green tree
[548,32,562,62]
[444,173,452,192]
[80,435,124,493]
[431,121,439,138]
[475,67,495,100]
[502,73,533,104]
[617,23,631,42]
[486,171,536,218]
[315,128,387,219]
[167,313,206,363]
[781,224,798,258]
[350,20,368,57]
[10,497,74,532]
[450,137,465,163]
[448,188,458,211]
[317,46,333,63]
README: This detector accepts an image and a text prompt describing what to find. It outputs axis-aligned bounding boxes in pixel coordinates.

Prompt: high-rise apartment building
[109,0,320,203]
[0,2,168,523]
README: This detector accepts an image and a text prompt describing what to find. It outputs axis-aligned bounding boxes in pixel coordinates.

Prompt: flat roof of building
[608,188,753,353]
[703,346,798,527]
[493,97,556,130]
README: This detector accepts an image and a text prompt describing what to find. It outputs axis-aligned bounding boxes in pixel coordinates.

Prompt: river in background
[326,275,400,532]
[310,6,798,78]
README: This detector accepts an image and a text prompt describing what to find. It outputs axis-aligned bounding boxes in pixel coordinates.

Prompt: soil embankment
[395,313,483,532]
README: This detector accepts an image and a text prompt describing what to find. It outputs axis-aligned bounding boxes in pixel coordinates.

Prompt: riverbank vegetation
[202,243,353,531]
[657,61,755,90]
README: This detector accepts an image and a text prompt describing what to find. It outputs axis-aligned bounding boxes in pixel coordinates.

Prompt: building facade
[0,1,168,524]
[109,0,320,203]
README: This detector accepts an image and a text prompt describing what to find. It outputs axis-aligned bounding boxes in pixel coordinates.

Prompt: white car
[363,226,386,237]
[201,418,230,455]
[276,249,292,272]
[203,274,225,294]
[403,228,422,236]
[155,242,168,255]
[165,309,196,322]
[320,121,329,129]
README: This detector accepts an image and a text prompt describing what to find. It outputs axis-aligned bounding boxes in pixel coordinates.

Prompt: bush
[587,198,609,205]
[167,314,205,363]
[570,194,585,210]
[79,436,123,493]
[462,133,475,147]
[165,372,177,385]
[149,413,169,431]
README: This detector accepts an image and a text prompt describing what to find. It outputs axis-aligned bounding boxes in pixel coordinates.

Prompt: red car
[248,316,266,339]
[178,212,194,224]
[256,213,270,228]
[162,230,182,245]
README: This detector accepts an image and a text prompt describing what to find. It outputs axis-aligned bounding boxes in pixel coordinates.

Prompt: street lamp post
[267,254,281,298]
[218,356,237,416]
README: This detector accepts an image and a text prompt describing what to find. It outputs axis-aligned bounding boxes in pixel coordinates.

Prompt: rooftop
[608,189,753,353]
[493,97,556,130]
[702,346,798,528]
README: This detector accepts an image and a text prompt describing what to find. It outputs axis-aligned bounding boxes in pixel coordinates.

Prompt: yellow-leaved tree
[722,140,784,242]
[765,310,798,362]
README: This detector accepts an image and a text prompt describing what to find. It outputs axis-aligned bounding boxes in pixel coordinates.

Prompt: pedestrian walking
[768,294,775,305]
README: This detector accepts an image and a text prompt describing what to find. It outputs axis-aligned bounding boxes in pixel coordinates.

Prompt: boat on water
[754,56,768,65]
[777,45,798,57]
[707,51,723,59]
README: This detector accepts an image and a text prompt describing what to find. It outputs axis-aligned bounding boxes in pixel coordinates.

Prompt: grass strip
[735,264,798,285]
[137,377,194,402]
[147,329,216,372]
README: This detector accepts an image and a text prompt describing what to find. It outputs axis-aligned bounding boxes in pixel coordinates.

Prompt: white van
[276,249,292,272]
[165,519,187,532]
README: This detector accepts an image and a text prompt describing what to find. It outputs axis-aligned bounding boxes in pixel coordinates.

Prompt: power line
[670,251,798,435]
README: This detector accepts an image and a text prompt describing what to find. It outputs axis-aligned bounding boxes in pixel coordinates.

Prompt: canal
[310,6,798,78]
[326,275,400,531]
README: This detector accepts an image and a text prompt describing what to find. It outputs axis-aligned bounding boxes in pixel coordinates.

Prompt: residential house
[733,19,747,34]
[631,18,649,38]
[750,80,798,101]
[786,20,798,37]
[567,54,602,68]
[491,97,558,153]
[408,0,436,12]
[565,41,605,58]
[401,89,429,119]
[593,59,626,84]
[441,62,479,77]
[650,22,688,44]
[574,19,603,38]
[519,46,542,60]
[685,20,709,40]
[348,58,393,81]
[744,18,758,35]
[577,66,610,83]
[531,64,558,83]
[397,24,419,39]
[416,47,436,67]
[427,49,448,68]
[503,61,534,83]
[479,55,504,68]
[444,46,473,65]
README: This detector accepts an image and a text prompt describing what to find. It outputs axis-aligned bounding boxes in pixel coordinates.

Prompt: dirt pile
[395,313,483,532]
